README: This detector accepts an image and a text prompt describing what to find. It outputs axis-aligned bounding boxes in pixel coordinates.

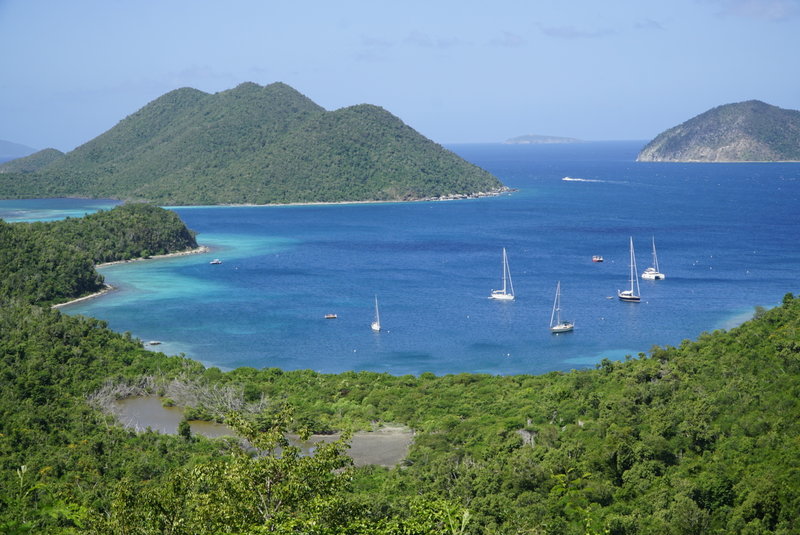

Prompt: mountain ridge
[0,82,503,205]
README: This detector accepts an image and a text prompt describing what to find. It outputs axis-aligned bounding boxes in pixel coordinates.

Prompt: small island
[637,100,800,162]
[0,82,505,205]
[504,134,581,144]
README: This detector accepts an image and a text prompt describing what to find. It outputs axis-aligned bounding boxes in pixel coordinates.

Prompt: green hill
[0,203,197,305]
[0,82,504,204]
[637,100,800,162]
[0,148,64,173]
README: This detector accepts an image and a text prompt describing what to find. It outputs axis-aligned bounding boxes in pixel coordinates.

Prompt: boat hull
[490,291,514,301]
[641,270,665,280]
[550,322,574,333]
[617,291,640,302]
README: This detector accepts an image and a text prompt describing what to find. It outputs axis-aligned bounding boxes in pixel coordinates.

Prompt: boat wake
[562,176,606,183]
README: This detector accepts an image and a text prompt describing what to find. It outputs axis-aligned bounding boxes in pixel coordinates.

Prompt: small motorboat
[210,258,222,265]
[592,255,604,263]
[324,313,337,319]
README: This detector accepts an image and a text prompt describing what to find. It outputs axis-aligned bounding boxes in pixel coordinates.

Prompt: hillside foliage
[0,203,197,304]
[0,206,798,533]
[0,82,503,204]
[0,148,64,174]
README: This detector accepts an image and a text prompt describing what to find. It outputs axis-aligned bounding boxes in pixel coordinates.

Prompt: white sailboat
[641,237,665,280]
[371,295,381,332]
[489,248,515,300]
[549,281,574,333]
[618,237,641,302]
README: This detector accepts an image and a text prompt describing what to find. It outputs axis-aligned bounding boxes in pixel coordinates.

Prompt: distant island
[0,139,37,160]
[0,82,505,205]
[0,147,64,173]
[504,134,581,144]
[637,100,800,162]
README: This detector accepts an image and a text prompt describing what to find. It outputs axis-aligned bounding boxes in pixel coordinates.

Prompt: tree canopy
[0,82,504,204]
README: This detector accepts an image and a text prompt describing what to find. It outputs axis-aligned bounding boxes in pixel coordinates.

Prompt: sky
[1,0,799,152]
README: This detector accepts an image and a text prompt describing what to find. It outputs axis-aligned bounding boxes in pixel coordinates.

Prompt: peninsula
[0,82,504,205]
[637,100,800,162]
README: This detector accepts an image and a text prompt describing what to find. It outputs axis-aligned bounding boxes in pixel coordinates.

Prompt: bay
[12,141,800,375]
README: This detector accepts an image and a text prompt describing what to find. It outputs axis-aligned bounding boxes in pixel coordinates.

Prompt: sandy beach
[52,245,210,309]
[196,186,515,209]
[96,245,210,268]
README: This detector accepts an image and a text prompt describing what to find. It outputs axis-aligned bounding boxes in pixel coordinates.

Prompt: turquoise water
[0,197,121,222]
[6,142,800,375]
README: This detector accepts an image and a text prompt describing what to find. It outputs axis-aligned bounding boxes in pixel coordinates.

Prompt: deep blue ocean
[4,141,799,375]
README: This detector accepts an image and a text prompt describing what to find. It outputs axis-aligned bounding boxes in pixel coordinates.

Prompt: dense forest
[1,206,798,533]
[637,100,800,162]
[0,148,63,174]
[0,203,197,305]
[0,82,504,204]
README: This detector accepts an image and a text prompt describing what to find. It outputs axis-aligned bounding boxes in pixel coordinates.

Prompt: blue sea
[4,141,799,375]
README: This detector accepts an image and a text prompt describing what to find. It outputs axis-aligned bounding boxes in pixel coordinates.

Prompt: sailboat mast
[374,295,380,324]
[652,237,659,272]
[631,238,641,296]
[550,281,560,327]
[504,248,514,296]
[501,248,508,293]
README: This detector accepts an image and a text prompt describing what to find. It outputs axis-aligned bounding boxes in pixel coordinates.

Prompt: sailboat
[489,248,515,300]
[549,281,574,333]
[371,295,381,332]
[641,237,665,280]
[618,237,641,302]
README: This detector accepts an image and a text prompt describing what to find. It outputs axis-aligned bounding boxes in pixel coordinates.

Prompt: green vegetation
[0,148,64,174]
[0,82,504,204]
[0,203,197,305]
[1,205,798,533]
[637,100,800,162]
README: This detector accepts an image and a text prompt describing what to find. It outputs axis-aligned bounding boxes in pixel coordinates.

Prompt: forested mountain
[0,205,798,532]
[637,100,800,162]
[0,82,503,204]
